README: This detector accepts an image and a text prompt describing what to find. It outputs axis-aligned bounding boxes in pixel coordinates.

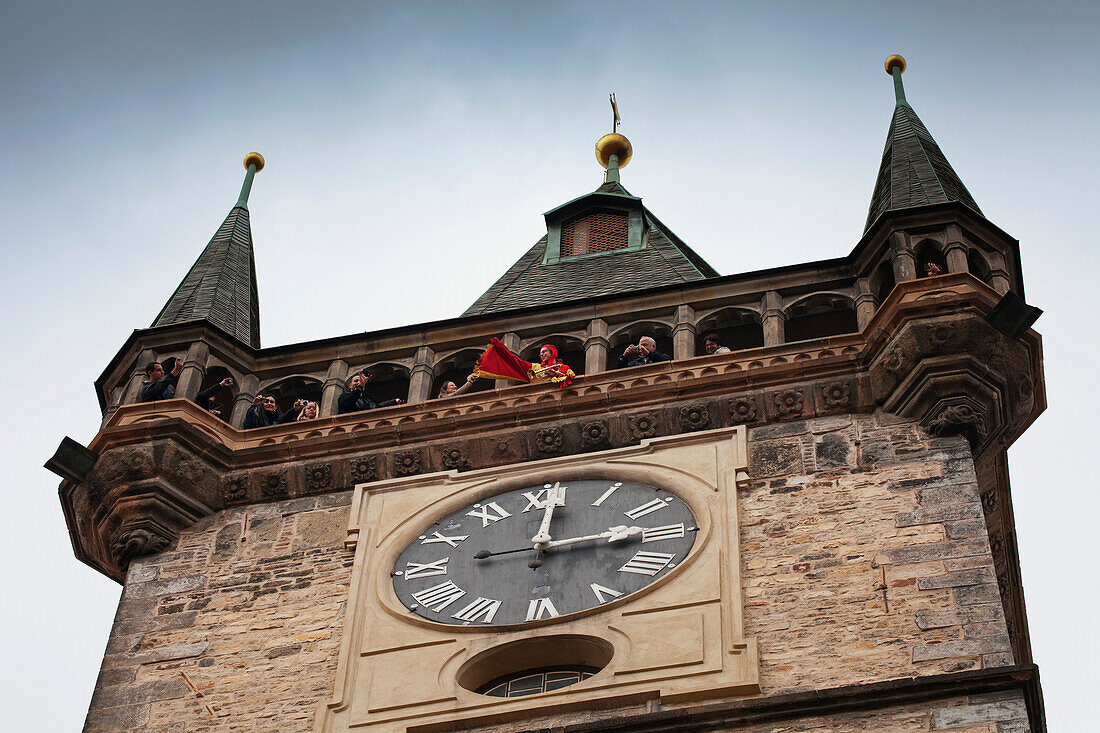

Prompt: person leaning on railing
[338,370,404,414]
[138,357,184,402]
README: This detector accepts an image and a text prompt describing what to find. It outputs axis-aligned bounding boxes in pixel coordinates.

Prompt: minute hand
[544,525,643,549]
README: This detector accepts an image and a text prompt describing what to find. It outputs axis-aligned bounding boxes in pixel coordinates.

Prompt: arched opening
[520,337,586,377]
[263,376,323,415]
[347,363,411,406]
[607,322,674,368]
[968,250,992,285]
[872,259,896,304]
[196,365,237,419]
[915,239,948,278]
[695,308,763,355]
[785,295,859,343]
[433,349,495,398]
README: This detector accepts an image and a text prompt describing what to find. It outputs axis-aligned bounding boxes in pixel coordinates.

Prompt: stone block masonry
[85,493,354,733]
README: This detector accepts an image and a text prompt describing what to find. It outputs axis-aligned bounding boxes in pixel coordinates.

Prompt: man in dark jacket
[195,377,234,420]
[243,394,280,428]
[139,357,184,402]
[616,336,672,369]
[338,371,404,415]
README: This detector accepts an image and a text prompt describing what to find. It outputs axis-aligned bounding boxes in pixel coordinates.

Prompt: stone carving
[581,421,609,448]
[679,404,709,432]
[628,413,658,440]
[494,439,514,457]
[881,348,908,374]
[989,535,1004,563]
[259,470,289,500]
[109,527,170,566]
[394,450,422,477]
[822,382,851,409]
[774,390,805,419]
[441,446,471,471]
[981,489,997,517]
[536,427,563,455]
[305,463,333,492]
[997,570,1011,598]
[926,403,987,447]
[224,475,250,504]
[729,397,757,424]
[349,456,377,484]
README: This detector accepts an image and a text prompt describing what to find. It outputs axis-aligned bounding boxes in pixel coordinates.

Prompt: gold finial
[596,133,632,169]
[243,152,265,172]
[885,54,906,75]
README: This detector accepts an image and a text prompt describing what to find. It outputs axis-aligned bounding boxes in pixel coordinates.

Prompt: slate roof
[152,204,261,348]
[864,100,982,233]
[463,183,719,317]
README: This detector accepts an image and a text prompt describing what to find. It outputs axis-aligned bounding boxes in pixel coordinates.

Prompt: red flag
[473,338,576,390]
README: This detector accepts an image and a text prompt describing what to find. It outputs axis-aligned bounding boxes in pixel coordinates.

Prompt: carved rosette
[679,404,709,432]
[773,390,805,420]
[581,421,609,448]
[628,413,658,440]
[394,450,421,477]
[224,475,250,505]
[259,470,289,500]
[305,463,333,493]
[981,489,997,517]
[535,427,564,455]
[822,382,851,409]
[441,446,471,471]
[349,456,377,484]
[728,397,758,424]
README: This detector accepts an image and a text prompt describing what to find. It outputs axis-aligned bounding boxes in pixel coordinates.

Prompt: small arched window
[785,295,859,342]
[915,239,948,278]
[968,250,992,285]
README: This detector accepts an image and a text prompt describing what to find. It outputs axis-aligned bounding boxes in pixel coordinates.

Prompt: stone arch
[196,364,238,418]
[347,362,411,405]
[262,375,324,414]
[915,238,948,278]
[607,321,674,369]
[871,258,897,304]
[433,348,494,397]
[968,249,993,285]
[694,307,764,354]
[784,293,859,343]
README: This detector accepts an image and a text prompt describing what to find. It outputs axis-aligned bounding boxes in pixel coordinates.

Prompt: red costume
[473,339,575,389]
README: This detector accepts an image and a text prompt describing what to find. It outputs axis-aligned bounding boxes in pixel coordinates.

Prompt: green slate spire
[151,153,264,348]
[864,55,982,233]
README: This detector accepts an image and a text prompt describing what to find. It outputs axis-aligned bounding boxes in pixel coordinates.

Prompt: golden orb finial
[884,54,906,75]
[243,152,265,172]
[595,133,632,169]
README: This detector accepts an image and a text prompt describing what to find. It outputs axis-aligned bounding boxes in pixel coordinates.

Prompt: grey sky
[2,1,1095,729]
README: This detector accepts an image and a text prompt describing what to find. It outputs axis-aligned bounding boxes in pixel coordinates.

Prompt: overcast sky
[2,1,1095,729]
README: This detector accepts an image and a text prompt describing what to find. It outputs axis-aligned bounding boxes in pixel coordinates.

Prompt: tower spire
[864,55,982,233]
[151,153,264,348]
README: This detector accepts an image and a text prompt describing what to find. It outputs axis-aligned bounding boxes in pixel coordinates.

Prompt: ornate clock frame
[316,427,759,732]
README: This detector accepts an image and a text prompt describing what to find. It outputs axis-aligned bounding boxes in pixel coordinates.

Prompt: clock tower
[52,57,1046,731]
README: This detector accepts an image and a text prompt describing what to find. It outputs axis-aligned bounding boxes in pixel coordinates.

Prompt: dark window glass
[479,667,599,698]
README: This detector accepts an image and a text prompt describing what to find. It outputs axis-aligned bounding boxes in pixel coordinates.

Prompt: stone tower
[51,57,1046,732]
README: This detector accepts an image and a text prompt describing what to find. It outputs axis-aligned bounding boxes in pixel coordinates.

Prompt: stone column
[988,252,1011,294]
[855,278,877,331]
[584,318,610,375]
[408,347,436,404]
[231,373,259,427]
[761,291,786,347]
[943,227,969,274]
[121,348,157,406]
[496,333,521,390]
[174,341,210,401]
[320,359,349,416]
[672,305,696,360]
[890,232,917,282]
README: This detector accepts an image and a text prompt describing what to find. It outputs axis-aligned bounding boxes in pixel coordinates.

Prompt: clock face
[392,479,696,627]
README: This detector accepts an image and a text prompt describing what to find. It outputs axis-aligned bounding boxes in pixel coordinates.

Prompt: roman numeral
[619,551,675,576]
[589,583,623,604]
[403,557,449,580]
[591,483,622,507]
[451,597,502,623]
[466,502,512,527]
[624,498,667,520]
[421,532,469,548]
[521,485,566,512]
[525,597,560,621]
[642,523,685,543]
[411,581,465,612]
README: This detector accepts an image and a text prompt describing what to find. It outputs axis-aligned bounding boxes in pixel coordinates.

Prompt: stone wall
[85,493,354,732]
[84,412,1017,732]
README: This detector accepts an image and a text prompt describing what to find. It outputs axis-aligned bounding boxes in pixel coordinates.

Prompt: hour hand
[530,482,565,548]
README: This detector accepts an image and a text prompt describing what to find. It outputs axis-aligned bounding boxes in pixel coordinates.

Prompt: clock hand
[530,482,564,548]
[543,525,644,549]
[473,547,535,559]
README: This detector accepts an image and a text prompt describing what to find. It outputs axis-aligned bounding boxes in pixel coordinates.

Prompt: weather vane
[610,93,621,133]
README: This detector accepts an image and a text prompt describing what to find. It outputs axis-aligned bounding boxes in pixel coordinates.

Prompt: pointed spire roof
[152,154,264,348]
[864,55,982,233]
